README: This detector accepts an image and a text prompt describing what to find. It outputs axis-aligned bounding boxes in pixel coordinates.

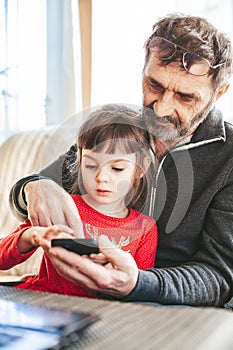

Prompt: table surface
[0,286,233,350]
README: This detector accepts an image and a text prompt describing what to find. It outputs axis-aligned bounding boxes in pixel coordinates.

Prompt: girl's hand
[32,224,75,252]
[18,225,74,253]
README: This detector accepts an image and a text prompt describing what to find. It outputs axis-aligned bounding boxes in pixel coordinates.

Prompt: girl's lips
[96,189,111,196]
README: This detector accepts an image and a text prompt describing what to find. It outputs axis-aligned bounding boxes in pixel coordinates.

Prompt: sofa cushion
[0,127,72,279]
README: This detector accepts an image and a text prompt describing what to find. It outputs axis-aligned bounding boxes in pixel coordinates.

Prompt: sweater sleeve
[9,145,77,221]
[0,219,37,270]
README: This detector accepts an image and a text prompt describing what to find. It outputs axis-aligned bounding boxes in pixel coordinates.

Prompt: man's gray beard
[144,117,181,140]
[143,97,215,141]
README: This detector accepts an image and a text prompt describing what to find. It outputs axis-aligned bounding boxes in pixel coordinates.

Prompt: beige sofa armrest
[0,126,72,279]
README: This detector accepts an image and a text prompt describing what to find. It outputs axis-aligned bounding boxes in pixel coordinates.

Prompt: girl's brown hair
[69,104,152,212]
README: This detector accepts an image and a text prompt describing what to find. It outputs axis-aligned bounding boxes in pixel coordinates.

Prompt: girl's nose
[95,166,109,182]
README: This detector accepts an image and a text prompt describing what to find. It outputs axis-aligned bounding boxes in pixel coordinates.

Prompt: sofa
[0,126,74,281]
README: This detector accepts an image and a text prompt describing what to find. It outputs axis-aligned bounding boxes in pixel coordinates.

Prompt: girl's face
[80,146,141,214]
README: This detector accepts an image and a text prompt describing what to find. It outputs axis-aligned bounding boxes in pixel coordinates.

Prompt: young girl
[0,104,158,297]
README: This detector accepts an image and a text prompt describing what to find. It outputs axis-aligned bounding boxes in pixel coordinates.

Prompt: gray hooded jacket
[125,107,233,306]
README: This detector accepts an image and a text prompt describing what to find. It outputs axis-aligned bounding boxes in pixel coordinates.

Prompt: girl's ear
[139,156,151,178]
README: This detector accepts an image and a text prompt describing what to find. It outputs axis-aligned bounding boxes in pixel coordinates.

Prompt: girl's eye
[112,167,124,172]
[85,165,97,170]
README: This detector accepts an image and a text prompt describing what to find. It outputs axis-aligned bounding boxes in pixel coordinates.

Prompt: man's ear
[216,84,230,101]
[139,156,151,178]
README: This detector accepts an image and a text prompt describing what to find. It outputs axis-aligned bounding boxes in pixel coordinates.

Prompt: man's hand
[46,235,139,298]
[24,179,84,237]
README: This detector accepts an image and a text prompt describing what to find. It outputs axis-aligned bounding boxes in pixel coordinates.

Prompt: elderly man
[10,13,233,307]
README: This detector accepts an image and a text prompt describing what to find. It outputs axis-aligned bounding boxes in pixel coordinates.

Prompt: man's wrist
[9,175,44,219]
[22,175,50,205]
[122,269,160,302]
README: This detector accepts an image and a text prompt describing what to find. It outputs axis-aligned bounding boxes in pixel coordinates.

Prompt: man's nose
[153,91,175,117]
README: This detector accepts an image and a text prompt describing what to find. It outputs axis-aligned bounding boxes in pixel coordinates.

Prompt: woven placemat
[0,286,233,350]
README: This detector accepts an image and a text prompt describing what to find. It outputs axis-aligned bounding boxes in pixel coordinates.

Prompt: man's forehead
[144,55,214,95]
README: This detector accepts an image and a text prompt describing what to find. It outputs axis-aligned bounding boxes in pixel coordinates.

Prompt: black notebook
[0,298,99,349]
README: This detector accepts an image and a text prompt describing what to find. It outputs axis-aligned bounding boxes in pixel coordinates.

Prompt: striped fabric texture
[0,127,71,280]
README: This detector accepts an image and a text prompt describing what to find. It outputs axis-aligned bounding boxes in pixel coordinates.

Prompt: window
[0,0,81,145]
[0,0,46,144]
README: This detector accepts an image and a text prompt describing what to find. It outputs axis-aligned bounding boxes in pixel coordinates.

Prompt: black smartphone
[51,238,99,255]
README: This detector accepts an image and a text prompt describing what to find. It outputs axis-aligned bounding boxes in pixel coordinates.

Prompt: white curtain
[0,0,83,145]
[46,0,82,124]
[0,0,47,144]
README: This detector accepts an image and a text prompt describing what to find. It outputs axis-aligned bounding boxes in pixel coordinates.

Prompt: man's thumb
[98,234,118,254]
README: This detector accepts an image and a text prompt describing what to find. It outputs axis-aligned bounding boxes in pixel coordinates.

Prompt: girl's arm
[0,220,37,270]
[17,226,47,254]
[0,221,75,270]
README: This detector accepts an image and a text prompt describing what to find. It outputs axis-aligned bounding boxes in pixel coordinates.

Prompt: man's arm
[8,144,84,237]
[124,166,233,307]
[47,236,232,306]
[9,145,77,221]
[45,171,233,306]
[123,264,230,306]
[9,174,42,221]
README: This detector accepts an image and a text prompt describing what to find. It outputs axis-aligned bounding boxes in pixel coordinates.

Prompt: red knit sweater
[0,195,158,298]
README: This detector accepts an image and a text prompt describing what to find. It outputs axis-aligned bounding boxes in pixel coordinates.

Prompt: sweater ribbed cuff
[122,269,160,302]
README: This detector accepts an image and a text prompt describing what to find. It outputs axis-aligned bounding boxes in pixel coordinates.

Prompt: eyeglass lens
[149,37,210,76]
[183,52,210,75]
